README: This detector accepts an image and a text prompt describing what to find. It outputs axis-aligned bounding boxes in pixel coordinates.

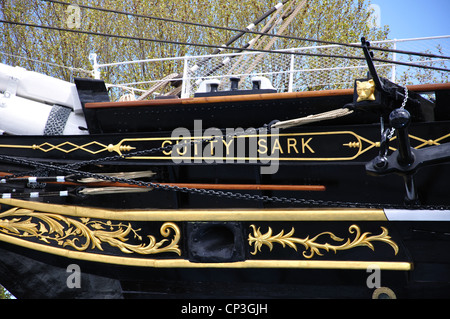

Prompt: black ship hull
[0,198,449,299]
[1,80,450,299]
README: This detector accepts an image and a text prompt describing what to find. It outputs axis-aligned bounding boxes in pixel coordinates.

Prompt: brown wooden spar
[62,179,327,192]
[158,183,326,191]
[83,82,450,109]
[64,181,327,192]
[83,88,354,109]
[73,181,326,192]
[0,172,325,192]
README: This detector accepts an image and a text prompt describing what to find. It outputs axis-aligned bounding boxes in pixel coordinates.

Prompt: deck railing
[2,35,448,100]
[88,35,448,99]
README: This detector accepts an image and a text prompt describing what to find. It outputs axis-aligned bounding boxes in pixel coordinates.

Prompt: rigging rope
[0,1,447,208]
[0,106,447,210]
[1,19,448,73]
[38,0,450,61]
[0,145,447,210]
[0,51,93,75]
[136,73,179,100]
[271,108,354,129]
[224,3,285,86]
[242,0,307,79]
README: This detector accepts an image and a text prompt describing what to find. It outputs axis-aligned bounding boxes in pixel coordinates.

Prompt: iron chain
[0,115,448,210]
[0,152,449,210]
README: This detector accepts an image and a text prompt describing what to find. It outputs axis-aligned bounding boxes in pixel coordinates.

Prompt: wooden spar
[158,183,326,191]
[69,182,326,192]
[85,88,354,109]
[55,181,326,192]
[84,82,450,109]
[0,173,325,191]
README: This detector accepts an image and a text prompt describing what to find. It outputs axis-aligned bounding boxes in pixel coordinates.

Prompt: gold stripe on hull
[0,199,411,271]
[0,233,411,271]
[0,198,387,221]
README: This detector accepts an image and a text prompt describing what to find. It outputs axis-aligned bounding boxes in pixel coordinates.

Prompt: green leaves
[0,0,390,93]
[0,285,13,299]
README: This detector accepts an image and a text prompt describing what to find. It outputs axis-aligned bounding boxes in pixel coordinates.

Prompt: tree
[0,285,13,299]
[397,45,450,86]
[1,0,390,97]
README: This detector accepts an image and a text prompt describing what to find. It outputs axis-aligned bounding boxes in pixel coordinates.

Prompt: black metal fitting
[187,222,246,263]
[389,108,415,166]
[230,77,240,91]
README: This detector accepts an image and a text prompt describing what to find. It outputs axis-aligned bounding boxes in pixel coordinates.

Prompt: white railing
[91,35,449,99]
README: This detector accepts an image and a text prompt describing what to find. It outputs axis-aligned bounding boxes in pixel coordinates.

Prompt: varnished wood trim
[84,82,450,109]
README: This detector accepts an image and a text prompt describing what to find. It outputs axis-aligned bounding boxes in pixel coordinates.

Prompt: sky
[371,0,449,39]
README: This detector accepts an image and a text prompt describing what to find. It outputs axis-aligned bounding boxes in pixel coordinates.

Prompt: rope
[0,51,93,75]
[0,151,448,210]
[243,0,307,78]
[39,0,450,60]
[220,2,285,89]
[163,84,182,97]
[0,115,448,209]
[2,19,448,73]
[271,108,354,129]
[137,73,179,100]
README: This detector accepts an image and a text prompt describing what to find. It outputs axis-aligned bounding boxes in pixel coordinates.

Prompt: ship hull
[1,82,449,299]
[1,120,450,209]
[0,198,449,299]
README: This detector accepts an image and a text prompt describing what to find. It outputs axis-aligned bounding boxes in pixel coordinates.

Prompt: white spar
[0,92,88,135]
[0,63,88,135]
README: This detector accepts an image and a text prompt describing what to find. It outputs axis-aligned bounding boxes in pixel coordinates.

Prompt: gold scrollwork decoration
[248,224,399,259]
[0,207,181,255]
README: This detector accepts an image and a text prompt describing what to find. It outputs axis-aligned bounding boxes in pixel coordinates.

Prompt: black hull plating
[1,82,450,299]
[1,220,449,299]
[1,121,450,209]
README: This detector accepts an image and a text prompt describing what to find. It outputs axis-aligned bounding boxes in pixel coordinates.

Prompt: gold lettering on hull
[0,132,449,162]
[152,131,365,160]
